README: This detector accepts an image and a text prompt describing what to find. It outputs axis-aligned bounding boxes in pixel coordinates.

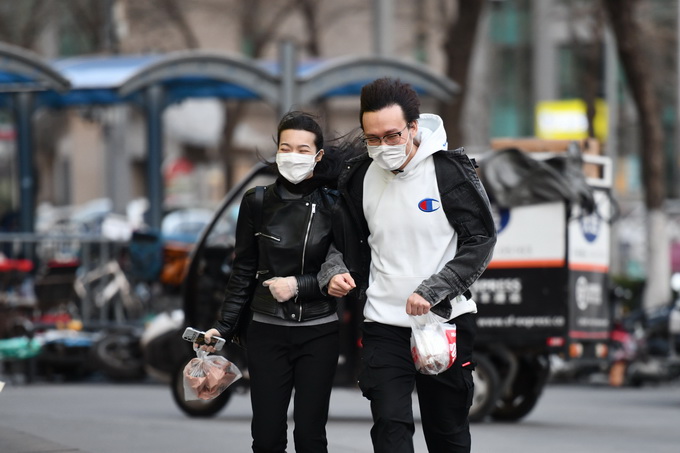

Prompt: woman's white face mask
[276,151,320,184]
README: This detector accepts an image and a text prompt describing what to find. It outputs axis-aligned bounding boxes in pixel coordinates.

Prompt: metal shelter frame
[1,40,459,232]
[0,42,71,234]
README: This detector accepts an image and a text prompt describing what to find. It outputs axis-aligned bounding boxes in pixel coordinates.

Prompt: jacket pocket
[443,365,475,409]
[357,343,397,399]
[254,232,281,242]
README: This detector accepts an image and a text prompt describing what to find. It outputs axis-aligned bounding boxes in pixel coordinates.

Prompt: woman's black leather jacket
[213,180,338,339]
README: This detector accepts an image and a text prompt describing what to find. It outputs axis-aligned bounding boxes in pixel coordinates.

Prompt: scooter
[609,274,680,387]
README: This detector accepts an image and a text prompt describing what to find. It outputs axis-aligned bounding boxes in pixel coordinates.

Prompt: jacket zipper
[297,202,316,320]
[301,202,316,272]
[254,232,280,242]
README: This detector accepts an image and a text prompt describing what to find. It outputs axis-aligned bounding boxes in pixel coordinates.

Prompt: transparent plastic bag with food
[409,312,457,375]
[182,349,242,401]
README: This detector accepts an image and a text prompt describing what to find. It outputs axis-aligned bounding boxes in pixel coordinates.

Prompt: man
[322,77,496,453]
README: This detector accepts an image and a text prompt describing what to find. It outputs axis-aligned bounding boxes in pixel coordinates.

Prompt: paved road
[1,378,679,452]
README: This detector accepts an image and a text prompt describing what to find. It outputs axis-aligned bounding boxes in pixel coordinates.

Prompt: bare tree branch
[17,0,51,48]
[239,0,300,57]
[0,12,8,42]
[564,1,604,138]
[440,0,486,148]
[153,0,200,49]
[63,0,108,52]
[297,0,321,56]
[601,0,665,210]
[0,0,51,49]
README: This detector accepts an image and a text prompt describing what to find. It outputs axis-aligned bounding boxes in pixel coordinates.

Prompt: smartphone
[182,327,226,351]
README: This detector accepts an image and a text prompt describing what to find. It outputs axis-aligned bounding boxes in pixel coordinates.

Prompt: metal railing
[0,233,131,328]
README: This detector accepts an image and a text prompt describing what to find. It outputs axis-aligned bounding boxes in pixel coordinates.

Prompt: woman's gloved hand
[263,276,298,302]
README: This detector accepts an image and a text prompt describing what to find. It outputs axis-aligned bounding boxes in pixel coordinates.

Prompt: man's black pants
[358,313,476,453]
[247,320,339,453]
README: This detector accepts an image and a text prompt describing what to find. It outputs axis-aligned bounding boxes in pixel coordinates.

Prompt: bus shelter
[1,41,459,232]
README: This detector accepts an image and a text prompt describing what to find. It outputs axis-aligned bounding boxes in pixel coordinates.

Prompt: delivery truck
[467,138,614,421]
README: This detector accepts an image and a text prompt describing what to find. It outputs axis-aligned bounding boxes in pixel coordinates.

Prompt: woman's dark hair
[313,129,364,189]
[277,111,324,151]
[268,111,364,190]
[359,77,421,127]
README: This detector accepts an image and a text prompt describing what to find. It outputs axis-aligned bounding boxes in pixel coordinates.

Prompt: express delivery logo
[579,212,600,243]
[493,207,511,234]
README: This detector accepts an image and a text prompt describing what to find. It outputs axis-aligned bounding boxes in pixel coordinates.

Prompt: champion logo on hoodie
[418,198,440,212]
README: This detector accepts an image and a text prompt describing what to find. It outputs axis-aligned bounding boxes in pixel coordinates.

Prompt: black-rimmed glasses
[362,124,409,146]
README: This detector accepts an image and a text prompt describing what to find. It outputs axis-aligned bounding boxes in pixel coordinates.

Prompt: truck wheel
[491,354,550,422]
[469,353,501,423]
[170,360,232,417]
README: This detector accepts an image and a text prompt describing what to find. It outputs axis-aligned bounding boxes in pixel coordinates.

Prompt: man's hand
[406,293,431,316]
[328,273,356,297]
[198,328,221,353]
[263,276,298,302]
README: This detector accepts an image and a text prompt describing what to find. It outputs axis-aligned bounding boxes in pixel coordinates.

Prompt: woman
[201,111,356,453]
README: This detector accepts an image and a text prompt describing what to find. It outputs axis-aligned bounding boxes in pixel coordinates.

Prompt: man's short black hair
[359,77,421,128]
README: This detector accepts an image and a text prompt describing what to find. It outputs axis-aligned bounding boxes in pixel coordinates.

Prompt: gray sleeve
[317,243,350,293]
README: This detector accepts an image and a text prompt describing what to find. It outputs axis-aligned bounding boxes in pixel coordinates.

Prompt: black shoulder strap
[433,148,477,194]
[433,151,449,194]
[254,185,265,232]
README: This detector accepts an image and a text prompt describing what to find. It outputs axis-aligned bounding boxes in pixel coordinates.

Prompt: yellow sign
[535,99,608,140]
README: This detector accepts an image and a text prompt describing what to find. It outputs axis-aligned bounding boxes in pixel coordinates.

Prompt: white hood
[403,113,448,171]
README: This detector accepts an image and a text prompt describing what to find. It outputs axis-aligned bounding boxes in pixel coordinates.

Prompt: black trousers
[247,320,339,453]
[358,313,476,453]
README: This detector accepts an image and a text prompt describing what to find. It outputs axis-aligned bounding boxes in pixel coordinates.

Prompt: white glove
[263,276,298,302]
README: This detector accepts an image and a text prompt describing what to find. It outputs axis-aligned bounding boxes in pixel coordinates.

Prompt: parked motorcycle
[608,275,680,387]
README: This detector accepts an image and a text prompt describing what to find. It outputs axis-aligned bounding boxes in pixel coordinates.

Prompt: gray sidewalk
[2,380,680,453]
[0,382,401,453]
[0,425,93,453]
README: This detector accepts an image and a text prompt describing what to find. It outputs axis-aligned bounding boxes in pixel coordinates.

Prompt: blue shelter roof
[42,54,159,106]
[45,53,269,107]
[54,54,164,88]
[2,47,459,110]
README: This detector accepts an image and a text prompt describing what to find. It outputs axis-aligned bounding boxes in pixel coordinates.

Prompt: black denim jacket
[319,148,496,319]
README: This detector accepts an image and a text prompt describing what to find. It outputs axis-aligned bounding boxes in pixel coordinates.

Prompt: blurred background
[0,0,679,421]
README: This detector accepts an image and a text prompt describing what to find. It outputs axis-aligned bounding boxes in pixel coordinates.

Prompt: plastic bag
[409,312,457,375]
[182,349,242,401]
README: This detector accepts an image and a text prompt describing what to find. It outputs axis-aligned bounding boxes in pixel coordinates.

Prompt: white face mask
[366,130,413,171]
[276,151,320,184]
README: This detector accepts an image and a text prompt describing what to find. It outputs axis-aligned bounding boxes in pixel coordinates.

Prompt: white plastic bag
[183,349,242,401]
[409,312,457,375]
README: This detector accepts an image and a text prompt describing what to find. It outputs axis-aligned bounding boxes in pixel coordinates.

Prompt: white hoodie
[362,114,477,327]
